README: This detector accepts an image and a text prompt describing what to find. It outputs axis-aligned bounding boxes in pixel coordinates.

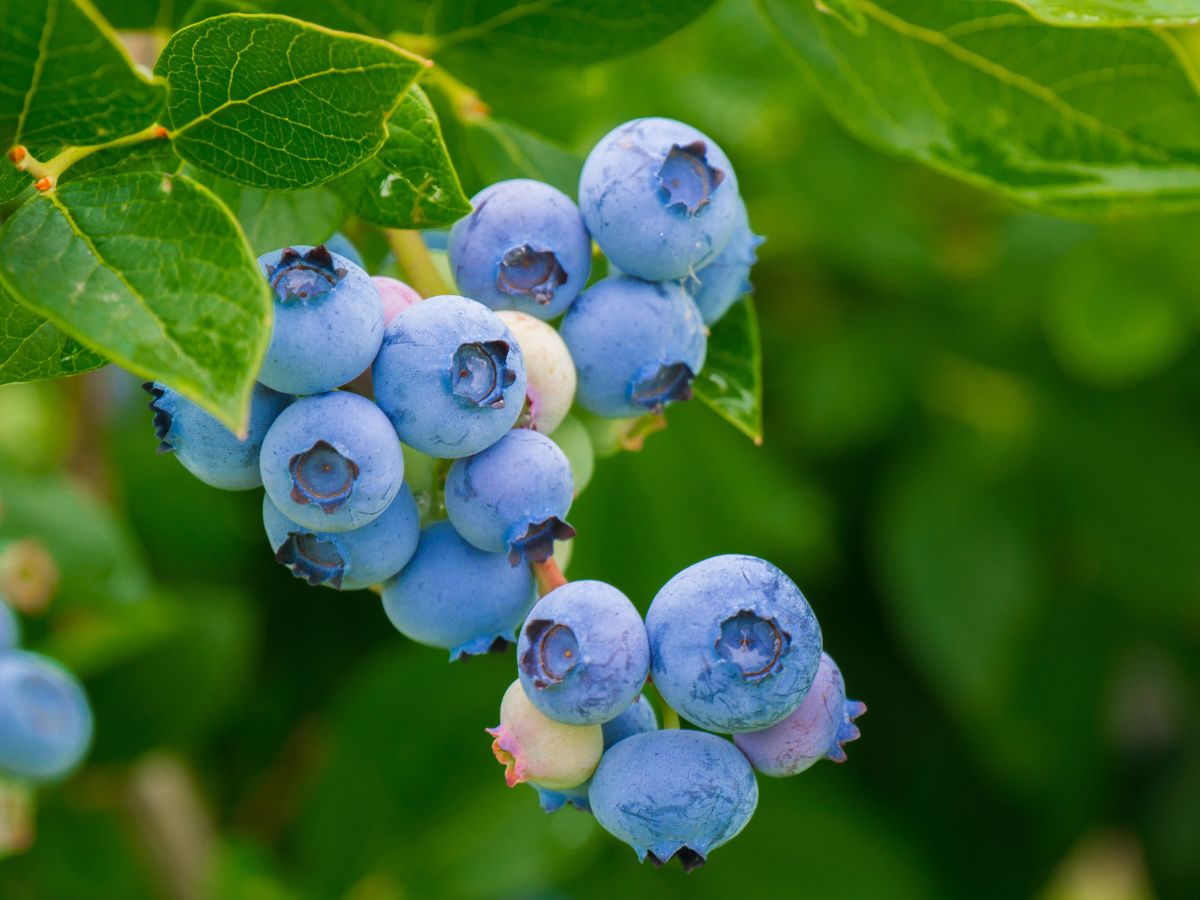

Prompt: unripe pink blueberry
[487,680,602,790]
[371,276,423,325]
[496,310,576,434]
[733,652,865,776]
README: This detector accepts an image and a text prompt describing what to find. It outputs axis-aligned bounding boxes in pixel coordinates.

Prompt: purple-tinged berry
[372,276,422,325]
[0,650,93,783]
[646,555,822,733]
[579,118,740,281]
[734,652,865,776]
[373,296,527,458]
[381,521,536,660]
[517,581,648,725]
[262,485,419,591]
[449,180,592,320]
[445,430,575,565]
[487,680,602,790]
[260,392,404,533]
[560,277,706,418]
[589,730,757,870]
[257,246,384,395]
[684,197,763,325]
[144,381,292,490]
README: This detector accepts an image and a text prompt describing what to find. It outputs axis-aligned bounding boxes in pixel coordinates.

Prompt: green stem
[425,66,491,123]
[661,705,681,730]
[385,229,452,298]
[9,123,168,190]
[0,775,35,857]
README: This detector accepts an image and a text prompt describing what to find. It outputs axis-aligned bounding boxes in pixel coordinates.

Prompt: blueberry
[684,196,763,325]
[533,694,658,813]
[734,652,866,776]
[323,232,366,269]
[381,521,536,660]
[560,276,706,418]
[372,276,422,325]
[516,581,648,725]
[263,486,420,591]
[260,392,404,533]
[0,599,20,652]
[589,729,757,870]
[579,118,740,281]
[445,430,575,565]
[449,180,592,319]
[0,650,93,783]
[144,382,292,490]
[257,245,384,395]
[495,311,576,434]
[487,679,602,790]
[646,555,822,733]
[373,295,527,458]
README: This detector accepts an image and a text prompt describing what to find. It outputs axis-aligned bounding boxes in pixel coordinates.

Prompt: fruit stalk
[384,230,453,298]
[533,558,568,597]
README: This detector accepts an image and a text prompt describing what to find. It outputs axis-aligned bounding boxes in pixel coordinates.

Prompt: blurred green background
[3,2,1200,897]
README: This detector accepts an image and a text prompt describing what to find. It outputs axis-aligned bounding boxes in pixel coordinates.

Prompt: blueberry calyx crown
[452,340,517,409]
[631,362,696,413]
[647,847,706,873]
[267,245,346,304]
[287,440,360,513]
[276,531,346,589]
[520,619,580,689]
[715,610,789,681]
[507,518,576,566]
[497,244,568,305]
[829,700,867,763]
[657,140,725,216]
[142,382,175,454]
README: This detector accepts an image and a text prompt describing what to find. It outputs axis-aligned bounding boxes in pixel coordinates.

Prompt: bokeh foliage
[2,1,1200,898]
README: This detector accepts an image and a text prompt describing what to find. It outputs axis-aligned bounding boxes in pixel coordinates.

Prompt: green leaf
[155,13,427,190]
[0,171,270,432]
[60,139,182,184]
[0,165,28,203]
[331,86,470,229]
[257,0,718,71]
[816,0,867,32]
[757,0,1200,219]
[188,166,345,255]
[1010,0,1200,26]
[694,296,763,444]
[0,283,106,383]
[0,0,166,151]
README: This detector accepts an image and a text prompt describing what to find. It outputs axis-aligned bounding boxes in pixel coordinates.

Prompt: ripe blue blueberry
[260,392,404,533]
[534,694,658,813]
[560,276,706,418]
[0,599,19,652]
[381,521,536,660]
[449,179,592,320]
[257,245,384,395]
[0,650,93,783]
[589,729,757,870]
[516,580,648,725]
[262,485,420,591]
[373,296,528,458]
[734,652,865,776]
[445,429,575,565]
[579,118,740,281]
[144,382,292,490]
[646,555,822,733]
[684,197,764,325]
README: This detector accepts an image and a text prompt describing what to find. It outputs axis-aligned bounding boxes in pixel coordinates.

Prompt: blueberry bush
[2,0,1200,897]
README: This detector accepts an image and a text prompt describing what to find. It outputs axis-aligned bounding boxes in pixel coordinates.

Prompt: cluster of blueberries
[0,600,93,791]
[137,116,863,869]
